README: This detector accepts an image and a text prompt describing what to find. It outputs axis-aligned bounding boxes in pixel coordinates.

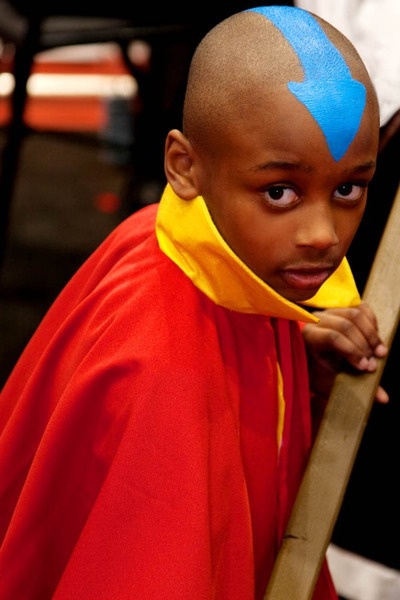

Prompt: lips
[280,266,335,290]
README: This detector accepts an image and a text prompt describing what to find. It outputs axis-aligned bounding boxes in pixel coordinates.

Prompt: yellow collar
[155,184,360,323]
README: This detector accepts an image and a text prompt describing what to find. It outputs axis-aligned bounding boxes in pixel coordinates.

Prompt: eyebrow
[252,160,376,174]
[252,160,312,173]
[343,161,377,174]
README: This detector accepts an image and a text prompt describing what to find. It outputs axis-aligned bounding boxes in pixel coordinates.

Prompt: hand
[302,302,389,404]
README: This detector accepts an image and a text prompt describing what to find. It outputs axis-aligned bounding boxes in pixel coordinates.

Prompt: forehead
[218,84,378,175]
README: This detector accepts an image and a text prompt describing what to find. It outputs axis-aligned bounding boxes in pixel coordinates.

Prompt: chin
[283,288,321,304]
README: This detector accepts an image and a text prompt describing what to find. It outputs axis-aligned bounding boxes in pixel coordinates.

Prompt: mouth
[280,265,335,291]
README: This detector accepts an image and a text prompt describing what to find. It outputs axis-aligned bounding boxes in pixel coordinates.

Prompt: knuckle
[339,317,354,335]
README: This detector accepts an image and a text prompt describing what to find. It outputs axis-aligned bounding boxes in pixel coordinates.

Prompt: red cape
[0,204,337,598]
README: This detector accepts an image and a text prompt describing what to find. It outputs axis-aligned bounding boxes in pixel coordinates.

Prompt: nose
[295,202,339,250]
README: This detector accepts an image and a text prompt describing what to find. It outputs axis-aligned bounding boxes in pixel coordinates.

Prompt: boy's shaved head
[183,6,379,160]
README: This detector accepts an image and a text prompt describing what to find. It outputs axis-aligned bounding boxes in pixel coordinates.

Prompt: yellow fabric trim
[155,184,360,320]
[301,257,361,309]
[276,364,285,448]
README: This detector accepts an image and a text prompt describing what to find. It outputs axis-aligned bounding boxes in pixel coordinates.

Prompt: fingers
[303,302,390,406]
[375,385,389,404]
[303,302,388,373]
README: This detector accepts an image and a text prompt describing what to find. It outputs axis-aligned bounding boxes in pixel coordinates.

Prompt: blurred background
[0,39,132,384]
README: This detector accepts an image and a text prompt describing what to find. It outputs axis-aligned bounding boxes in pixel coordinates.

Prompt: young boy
[0,6,387,599]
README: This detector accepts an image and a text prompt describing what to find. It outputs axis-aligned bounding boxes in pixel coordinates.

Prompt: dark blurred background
[0,128,124,383]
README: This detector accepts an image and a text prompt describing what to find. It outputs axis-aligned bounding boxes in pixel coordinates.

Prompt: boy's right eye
[264,186,299,208]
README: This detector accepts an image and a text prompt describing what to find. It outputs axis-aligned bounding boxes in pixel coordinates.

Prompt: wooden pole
[264,183,400,600]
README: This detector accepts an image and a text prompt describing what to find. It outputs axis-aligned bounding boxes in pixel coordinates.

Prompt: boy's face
[195,86,379,303]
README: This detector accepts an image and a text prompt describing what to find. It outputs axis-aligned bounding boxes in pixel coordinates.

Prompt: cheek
[225,215,290,273]
[337,206,366,249]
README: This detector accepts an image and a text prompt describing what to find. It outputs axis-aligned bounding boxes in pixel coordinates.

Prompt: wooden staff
[264,182,400,600]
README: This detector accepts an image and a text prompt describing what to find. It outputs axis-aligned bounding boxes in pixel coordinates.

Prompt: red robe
[0,185,359,598]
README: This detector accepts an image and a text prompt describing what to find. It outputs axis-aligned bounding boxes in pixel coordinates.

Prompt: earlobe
[164,129,199,200]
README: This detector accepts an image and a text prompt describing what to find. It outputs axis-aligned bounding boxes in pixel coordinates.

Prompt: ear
[164,129,200,200]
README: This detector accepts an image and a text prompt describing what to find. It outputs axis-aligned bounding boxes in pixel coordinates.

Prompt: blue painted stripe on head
[246,6,366,161]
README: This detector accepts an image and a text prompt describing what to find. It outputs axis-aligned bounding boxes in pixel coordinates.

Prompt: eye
[334,183,364,202]
[264,186,299,208]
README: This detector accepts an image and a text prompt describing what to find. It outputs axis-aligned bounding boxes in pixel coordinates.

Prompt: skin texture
[164,7,388,402]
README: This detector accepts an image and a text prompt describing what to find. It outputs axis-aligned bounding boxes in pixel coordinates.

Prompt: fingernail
[375,343,387,357]
[357,357,369,370]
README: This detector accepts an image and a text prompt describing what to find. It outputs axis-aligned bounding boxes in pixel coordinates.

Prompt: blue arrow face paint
[247,6,366,161]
